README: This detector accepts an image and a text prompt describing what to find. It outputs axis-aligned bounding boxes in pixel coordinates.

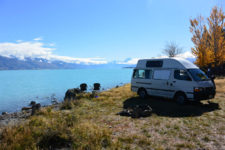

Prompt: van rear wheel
[175,93,186,105]
[138,88,147,99]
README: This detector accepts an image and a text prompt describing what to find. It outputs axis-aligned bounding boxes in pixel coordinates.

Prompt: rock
[51,94,58,104]
[117,109,131,116]
[35,103,41,109]
[29,101,36,106]
[22,107,32,111]
[93,83,101,90]
[115,85,119,88]
[31,103,41,115]
[2,112,8,115]
[117,104,152,118]
[64,88,81,100]
[12,112,18,118]
[80,83,87,91]
[51,99,58,104]
[131,104,152,118]
[131,107,141,118]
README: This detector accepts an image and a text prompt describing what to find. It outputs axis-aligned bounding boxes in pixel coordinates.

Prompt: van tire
[138,88,147,99]
[174,92,186,105]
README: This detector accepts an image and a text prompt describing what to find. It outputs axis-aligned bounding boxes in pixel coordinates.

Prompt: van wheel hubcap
[176,95,185,104]
[139,90,146,98]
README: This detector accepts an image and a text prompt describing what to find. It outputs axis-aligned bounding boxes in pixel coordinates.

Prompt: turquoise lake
[0,69,133,113]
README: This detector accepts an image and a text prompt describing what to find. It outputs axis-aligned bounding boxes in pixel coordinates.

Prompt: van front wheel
[175,93,186,105]
[138,88,147,99]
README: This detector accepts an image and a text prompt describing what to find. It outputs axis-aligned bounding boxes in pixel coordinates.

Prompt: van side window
[133,69,152,79]
[146,61,163,67]
[174,70,192,81]
[145,70,151,79]
[153,70,171,80]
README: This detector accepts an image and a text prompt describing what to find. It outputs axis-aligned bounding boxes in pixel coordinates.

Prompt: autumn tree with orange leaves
[190,6,225,68]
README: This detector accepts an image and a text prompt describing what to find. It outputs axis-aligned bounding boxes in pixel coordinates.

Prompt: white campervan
[131,58,216,104]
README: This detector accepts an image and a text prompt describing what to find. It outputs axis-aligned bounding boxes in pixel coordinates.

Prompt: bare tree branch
[163,42,183,57]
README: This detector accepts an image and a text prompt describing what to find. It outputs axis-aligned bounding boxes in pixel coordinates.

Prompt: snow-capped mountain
[0,55,135,70]
[0,51,196,70]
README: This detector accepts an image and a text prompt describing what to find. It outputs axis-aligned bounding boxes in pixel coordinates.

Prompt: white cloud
[48,55,107,64]
[16,40,23,43]
[33,37,43,41]
[48,43,55,47]
[0,39,196,66]
[117,58,140,65]
[0,41,53,60]
[0,40,107,65]
[117,51,196,65]
[154,51,196,59]
[177,51,195,58]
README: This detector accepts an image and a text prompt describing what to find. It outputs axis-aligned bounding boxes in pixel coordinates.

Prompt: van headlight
[194,87,204,92]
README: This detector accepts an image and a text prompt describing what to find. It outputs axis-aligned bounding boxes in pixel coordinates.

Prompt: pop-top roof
[136,57,198,69]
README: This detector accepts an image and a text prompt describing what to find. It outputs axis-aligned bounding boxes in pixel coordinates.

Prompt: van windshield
[188,69,210,81]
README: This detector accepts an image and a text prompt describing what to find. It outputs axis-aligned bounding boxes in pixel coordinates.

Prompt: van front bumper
[194,87,216,101]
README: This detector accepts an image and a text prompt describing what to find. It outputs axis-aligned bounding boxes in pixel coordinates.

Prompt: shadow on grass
[123,97,220,117]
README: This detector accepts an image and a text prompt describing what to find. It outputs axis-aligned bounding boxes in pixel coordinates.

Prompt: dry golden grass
[215,78,225,94]
[0,80,225,149]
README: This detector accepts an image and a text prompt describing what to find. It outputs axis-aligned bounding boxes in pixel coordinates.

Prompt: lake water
[0,69,133,113]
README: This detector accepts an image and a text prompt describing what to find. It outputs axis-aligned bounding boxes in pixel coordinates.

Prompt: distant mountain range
[0,55,196,70]
[0,56,135,70]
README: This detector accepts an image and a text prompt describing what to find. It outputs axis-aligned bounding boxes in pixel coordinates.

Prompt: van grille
[205,87,214,93]
[194,86,215,101]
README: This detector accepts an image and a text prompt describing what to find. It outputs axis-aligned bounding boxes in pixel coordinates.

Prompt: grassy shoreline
[0,79,225,149]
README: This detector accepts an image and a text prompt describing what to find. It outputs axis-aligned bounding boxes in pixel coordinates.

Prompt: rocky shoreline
[0,102,60,128]
[0,83,102,128]
[0,110,31,128]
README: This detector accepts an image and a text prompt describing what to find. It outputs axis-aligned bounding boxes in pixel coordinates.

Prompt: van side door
[150,69,172,98]
[169,69,194,99]
[131,69,152,94]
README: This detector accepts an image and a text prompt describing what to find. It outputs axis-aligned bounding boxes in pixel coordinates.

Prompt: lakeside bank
[0,68,133,113]
[0,79,225,149]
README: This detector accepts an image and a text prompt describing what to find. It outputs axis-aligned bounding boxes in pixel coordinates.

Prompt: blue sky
[0,0,224,64]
